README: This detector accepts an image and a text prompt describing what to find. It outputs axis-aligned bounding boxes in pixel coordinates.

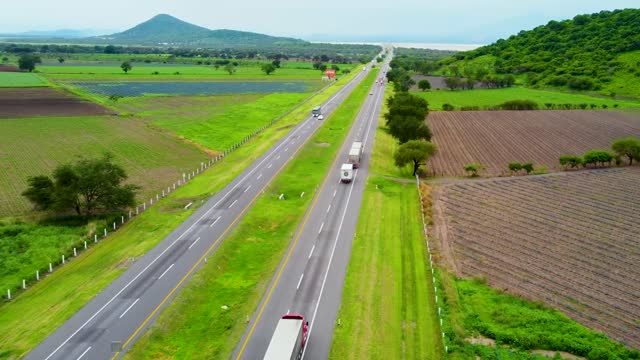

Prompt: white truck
[348,142,363,168]
[340,163,354,183]
[263,314,308,360]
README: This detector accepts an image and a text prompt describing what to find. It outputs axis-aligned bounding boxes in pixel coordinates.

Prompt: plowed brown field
[427,110,640,176]
[0,88,112,118]
[432,168,640,349]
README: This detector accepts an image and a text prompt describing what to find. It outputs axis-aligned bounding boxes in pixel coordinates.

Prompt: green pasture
[0,116,208,217]
[0,72,48,87]
[123,69,378,359]
[414,86,640,111]
[0,68,364,359]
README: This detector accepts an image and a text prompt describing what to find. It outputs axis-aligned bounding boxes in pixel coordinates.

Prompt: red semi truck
[263,314,309,360]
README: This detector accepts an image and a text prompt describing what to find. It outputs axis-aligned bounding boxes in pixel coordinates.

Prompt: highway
[25,63,374,360]
[234,57,390,360]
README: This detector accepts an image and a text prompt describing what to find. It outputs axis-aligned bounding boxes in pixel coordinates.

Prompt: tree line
[560,137,640,169]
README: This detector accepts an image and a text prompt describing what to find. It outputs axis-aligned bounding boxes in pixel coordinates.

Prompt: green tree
[418,79,431,91]
[464,163,485,177]
[120,61,132,74]
[384,93,431,143]
[57,57,65,64]
[611,137,640,165]
[261,63,277,75]
[224,63,237,75]
[508,162,522,175]
[18,54,42,72]
[104,45,117,54]
[1,56,8,63]
[22,154,138,216]
[444,77,462,90]
[583,150,614,167]
[522,163,534,174]
[559,155,583,169]
[394,140,438,176]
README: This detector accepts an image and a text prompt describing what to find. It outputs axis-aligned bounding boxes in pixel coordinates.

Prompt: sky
[1,0,638,43]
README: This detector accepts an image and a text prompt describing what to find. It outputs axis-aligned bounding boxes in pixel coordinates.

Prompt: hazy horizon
[0,1,638,44]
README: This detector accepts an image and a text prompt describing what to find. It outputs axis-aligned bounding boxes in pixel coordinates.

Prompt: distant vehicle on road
[263,314,308,360]
[348,141,363,168]
[341,163,354,183]
[318,115,324,120]
[312,106,322,117]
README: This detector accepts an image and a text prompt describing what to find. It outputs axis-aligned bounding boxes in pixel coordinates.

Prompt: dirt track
[0,88,113,118]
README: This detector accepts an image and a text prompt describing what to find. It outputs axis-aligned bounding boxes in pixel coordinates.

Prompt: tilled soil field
[432,168,640,349]
[427,110,640,177]
[0,88,112,118]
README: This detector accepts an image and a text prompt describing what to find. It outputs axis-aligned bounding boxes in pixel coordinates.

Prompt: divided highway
[234,57,390,360]
[26,65,373,360]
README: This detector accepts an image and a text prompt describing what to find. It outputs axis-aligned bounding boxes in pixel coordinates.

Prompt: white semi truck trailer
[263,314,309,360]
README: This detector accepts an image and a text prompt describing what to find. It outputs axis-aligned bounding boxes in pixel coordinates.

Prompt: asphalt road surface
[26,64,374,360]
[234,58,390,360]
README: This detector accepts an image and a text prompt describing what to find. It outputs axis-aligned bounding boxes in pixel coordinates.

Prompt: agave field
[69,81,314,97]
[432,168,640,349]
[427,110,640,176]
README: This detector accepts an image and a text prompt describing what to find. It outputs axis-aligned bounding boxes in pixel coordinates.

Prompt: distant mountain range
[0,14,306,47]
[0,29,108,39]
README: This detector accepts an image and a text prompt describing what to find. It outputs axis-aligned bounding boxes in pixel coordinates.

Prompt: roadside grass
[0,116,208,217]
[328,87,442,359]
[414,86,640,111]
[123,69,379,359]
[0,72,49,87]
[440,275,640,359]
[0,69,361,359]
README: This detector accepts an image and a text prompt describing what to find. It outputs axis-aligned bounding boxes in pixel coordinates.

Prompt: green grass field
[144,92,313,152]
[440,276,640,359]
[40,63,356,81]
[0,116,208,216]
[413,86,640,111]
[0,72,48,87]
[0,68,363,359]
[329,88,442,359]
[122,69,379,359]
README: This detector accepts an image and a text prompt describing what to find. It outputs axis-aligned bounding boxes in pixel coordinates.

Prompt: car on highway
[318,115,324,120]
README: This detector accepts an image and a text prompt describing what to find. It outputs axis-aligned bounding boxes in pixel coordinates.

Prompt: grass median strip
[329,89,443,359]
[123,69,379,359]
[0,70,360,359]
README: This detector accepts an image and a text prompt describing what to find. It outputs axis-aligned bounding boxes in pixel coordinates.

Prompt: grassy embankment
[413,86,640,111]
[0,68,362,359]
[123,69,379,359]
[440,275,640,359]
[329,88,443,359]
[0,72,49,87]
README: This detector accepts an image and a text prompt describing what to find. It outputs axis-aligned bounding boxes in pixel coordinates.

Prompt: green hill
[91,14,305,47]
[444,8,640,98]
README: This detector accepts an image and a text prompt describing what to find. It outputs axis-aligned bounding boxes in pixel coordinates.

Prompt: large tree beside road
[394,140,437,176]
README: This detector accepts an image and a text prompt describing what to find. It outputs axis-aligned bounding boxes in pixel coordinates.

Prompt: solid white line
[318,223,324,234]
[296,274,304,290]
[302,64,386,360]
[244,185,252,193]
[188,237,201,250]
[209,216,221,228]
[43,63,366,360]
[76,346,92,360]
[267,164,273,169]
[327,204,331,213]
[257,174,263,180]
[308,245,315,258]
[119,298,140,319]
[229,199,238,209]
[158,264,175,280]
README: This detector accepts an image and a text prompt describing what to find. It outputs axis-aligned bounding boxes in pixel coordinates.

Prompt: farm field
[0,116,208,216]
[113,92,313,152]
[432,168,640,350]
[427,110,640,177]
[0,88,112,118]
[0,72,48,87]
[412,86,640,111]
[68,80,316,97]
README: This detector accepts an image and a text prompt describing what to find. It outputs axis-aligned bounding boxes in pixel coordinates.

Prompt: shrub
[442,103,455,111]
[508,162,522,174]
[499,100,539,110]
[583,150,614,167]
[522,163,534,174]
[559,155,583,169]
[464,163,485,177]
